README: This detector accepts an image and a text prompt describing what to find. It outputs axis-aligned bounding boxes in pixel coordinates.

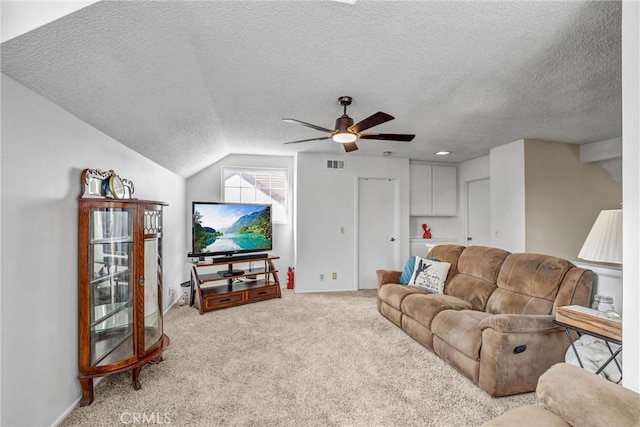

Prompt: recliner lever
[513,345,527,354]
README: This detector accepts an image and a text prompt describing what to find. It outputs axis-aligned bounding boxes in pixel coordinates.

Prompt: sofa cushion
[409,257,451,294]
[487,254,573,315]
[444,275,495,312]
[379,301,403,327]
[481,405,570,427]
[401,294,473,330]
[432,309,491,360]
[457,246,510,282]
[378,283,425,311]
[537,363,640,427]
[426,244,465,285]
[552,268,594,314]
[444,246,510,311]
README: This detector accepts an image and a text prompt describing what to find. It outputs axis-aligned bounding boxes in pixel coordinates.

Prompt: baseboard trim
[292,287,374,294]
[51,396,81,427]
[51,377,103,427]
[53,296,180,426]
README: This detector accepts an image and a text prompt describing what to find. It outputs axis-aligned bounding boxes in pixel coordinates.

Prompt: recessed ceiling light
[435,151,451,156]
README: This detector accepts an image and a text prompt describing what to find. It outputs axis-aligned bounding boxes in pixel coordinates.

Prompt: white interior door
[358,178,399,289]
[466,178,490,246]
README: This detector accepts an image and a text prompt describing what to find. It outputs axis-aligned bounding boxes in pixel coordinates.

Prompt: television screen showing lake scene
[192,203,272,255]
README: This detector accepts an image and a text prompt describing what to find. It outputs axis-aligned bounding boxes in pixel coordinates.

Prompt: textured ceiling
[1,1,621,178]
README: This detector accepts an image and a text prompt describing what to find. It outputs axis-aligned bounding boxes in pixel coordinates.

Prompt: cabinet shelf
[90,236,133,245]
[91,301,131,328]
[90,268,130,286]
[200,278,273,293]
[93,331,134,367]
[197,266,275,283]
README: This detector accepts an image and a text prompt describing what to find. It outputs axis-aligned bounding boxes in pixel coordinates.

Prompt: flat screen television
[191,202,272,258]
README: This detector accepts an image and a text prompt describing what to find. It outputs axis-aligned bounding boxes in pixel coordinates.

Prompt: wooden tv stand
[189,255,281,314]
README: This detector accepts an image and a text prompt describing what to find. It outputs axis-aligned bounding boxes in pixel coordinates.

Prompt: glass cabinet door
[143,208,163,350]
[78,191,168,407]
[88,207,135,366]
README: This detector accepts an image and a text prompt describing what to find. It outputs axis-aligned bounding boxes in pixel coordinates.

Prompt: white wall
[524,140,621,260]
[622,0,639,393]
[489,140,526,252]
[295,153,410,293]
[0,75,187,426]
[186,154,295,279]
[573,262,623,314]
[457,155,490,245]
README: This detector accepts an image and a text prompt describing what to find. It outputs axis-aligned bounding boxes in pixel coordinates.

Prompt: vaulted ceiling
[1,1,621,178]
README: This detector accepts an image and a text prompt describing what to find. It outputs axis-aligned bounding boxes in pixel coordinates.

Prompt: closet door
[358,177,400,289]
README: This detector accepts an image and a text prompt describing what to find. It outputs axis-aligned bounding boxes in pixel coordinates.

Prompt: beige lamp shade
[578,209,622,264]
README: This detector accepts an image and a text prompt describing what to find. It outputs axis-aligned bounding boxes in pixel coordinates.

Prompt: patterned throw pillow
[408,257,451,294]
[399,256,441,285]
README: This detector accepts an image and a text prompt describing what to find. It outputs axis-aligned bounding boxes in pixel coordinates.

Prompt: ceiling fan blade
[359,133,415,142]
[348,111,394,134]
[284,136,332,144]
[282,118,335,134]
[343,142,359,152]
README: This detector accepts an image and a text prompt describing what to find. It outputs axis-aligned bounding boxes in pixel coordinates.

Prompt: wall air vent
[326,160,345,170]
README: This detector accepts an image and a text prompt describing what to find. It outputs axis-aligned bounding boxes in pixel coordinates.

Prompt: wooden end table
[554,305,622,383]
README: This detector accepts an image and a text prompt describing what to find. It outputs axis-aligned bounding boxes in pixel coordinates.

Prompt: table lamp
[578,209,622,264]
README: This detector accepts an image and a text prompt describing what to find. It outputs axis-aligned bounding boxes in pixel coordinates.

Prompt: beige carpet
[61,290,538,426]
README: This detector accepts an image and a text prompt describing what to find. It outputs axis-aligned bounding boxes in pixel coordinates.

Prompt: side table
[554,305,622,383]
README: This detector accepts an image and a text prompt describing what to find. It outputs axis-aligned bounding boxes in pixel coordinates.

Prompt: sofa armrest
[479,314,561,333]
[537,363,640,427]
[376,269,402,288]
[478,314,569,396]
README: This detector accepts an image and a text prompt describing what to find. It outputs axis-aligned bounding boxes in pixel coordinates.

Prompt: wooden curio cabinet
[77,170,169,406]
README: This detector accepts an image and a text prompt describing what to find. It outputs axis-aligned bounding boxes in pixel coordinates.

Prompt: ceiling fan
[283,96,415,153]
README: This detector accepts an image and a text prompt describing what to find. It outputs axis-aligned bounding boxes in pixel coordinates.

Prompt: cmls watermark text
[120,412,172,425]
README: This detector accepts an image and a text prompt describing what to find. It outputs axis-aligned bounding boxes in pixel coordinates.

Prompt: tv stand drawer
[203,293,244,310]
[248,286,278,301]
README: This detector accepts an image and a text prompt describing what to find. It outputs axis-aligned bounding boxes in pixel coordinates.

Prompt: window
[222,167,289,223]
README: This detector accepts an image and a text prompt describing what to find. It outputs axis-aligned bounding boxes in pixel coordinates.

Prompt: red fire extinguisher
[287,267,295,290]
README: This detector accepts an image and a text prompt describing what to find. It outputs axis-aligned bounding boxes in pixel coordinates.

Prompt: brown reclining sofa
[377,245,593,397]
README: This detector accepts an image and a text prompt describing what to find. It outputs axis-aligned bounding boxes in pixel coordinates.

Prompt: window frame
[221,166,290,224]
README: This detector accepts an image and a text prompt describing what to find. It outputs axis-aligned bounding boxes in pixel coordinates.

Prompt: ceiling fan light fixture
[333,132,358,143]
[283,96,414,153]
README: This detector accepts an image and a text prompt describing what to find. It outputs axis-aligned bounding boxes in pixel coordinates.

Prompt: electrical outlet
[320,273,325,281]
[332,272,338,280]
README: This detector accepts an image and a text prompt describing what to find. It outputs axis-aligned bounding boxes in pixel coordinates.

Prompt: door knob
[390,237,396,242]
[467,237,473,241]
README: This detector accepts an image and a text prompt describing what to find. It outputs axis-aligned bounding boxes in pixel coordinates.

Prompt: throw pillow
[399,256,440,285]
[408,257,451,294]
[399,256,416,284]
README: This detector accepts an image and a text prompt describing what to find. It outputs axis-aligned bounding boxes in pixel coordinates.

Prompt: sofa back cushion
[443,246,510,311]
[427,245,465,286]
[486,253,574,315]
[552,268,594,313]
